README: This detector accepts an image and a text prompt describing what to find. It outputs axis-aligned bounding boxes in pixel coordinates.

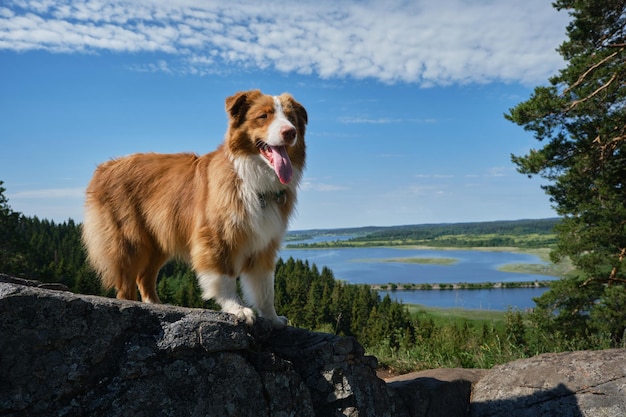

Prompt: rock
[387,368,488,417]
[0,272,70,291]
[2,274,625,417]
[470,349,626,417]
[267,327,408,417]
[0,274,405,417]
[384,350,626,417]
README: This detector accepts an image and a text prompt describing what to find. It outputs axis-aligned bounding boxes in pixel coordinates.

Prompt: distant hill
[289,218,560,237]
[287,218,561,248]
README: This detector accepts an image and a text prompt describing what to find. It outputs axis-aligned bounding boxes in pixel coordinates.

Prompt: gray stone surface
[2,274,625,417]
[387,368,488,417]
[0,274,404,417]
[470,349,626,417]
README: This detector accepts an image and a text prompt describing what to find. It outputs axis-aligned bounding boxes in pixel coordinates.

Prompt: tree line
[288,218,560,249]
[350,218,560,242]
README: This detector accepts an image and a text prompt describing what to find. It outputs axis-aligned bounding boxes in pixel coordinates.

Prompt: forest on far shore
[286,218,560,249]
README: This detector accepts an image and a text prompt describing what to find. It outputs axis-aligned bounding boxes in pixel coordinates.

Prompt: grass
[368,304,520,374]
[352,257,458,265]
[496,255,574,278]
[406,304,507,327]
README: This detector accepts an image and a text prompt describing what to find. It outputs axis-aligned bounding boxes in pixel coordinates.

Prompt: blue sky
[0,0,571,230]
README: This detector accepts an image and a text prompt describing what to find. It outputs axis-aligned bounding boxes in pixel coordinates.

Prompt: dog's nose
[281,125,296,143]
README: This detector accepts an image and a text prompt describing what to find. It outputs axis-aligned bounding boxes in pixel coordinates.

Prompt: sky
[0,0,571,231]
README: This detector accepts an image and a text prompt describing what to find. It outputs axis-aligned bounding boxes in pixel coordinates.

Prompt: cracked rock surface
[1,273,625,417]
[0,274,405,417]
[470,349,626,417]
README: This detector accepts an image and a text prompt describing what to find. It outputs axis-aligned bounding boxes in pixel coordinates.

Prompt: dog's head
[225,90,308,185]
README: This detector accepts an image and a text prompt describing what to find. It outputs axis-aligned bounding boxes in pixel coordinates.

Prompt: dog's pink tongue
[271,146,292,184]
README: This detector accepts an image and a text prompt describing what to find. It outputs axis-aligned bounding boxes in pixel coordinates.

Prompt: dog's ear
[291,98,308,126]
[284,94,308,138]
[225,90,262,127]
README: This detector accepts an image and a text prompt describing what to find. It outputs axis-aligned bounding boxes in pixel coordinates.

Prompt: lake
[279,244,554,310]
[378,288,546,310]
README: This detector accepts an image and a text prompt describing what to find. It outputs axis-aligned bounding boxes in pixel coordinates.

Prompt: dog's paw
[224,305,256,326]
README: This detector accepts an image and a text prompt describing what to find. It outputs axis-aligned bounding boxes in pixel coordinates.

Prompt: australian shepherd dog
[82,90,307,329]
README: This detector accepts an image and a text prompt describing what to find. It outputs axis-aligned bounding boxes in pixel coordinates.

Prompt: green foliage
[372,308,525,373]
[274,258,593,373]
[590,285,626,346]
[0,181,28,274]
[506,0,626,346]
[156,261,220,309]
[274,257,414,346]
[0,182,96,290]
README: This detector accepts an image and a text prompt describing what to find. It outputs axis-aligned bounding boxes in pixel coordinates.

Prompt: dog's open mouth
[256,140,293,184]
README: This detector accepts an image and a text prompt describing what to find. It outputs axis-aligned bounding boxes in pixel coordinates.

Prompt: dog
[82,90,307,329]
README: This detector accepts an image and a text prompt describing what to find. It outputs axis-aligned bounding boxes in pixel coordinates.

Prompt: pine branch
[567,72,618,111]
[563,50,620,98]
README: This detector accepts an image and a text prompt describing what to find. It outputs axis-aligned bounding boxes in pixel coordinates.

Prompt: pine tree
[506,0,626,345]
[0,182,27,274]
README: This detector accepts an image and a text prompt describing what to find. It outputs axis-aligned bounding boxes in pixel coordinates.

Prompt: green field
[369,304,518,374]
[406,304,506,326]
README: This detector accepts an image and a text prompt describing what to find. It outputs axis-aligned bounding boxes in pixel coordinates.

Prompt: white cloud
[486,166,513,177]
[0,0,570,86]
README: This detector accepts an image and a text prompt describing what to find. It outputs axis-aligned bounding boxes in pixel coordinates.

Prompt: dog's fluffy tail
[81,198,121,292]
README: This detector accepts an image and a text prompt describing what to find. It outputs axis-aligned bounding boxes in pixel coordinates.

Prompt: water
[379,288,547,311]
[280,241,554,310]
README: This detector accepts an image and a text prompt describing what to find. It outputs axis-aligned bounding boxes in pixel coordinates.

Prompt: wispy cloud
[486,166,513,177]
[0,0,569,86]
[415,174,455,179]
[128,59,172,74]
[301,181,349,192]
[339,117,405,124]
[405,184,447,196]
[338,116,437,124]
[10,187,84,199]
[416,168,514,180]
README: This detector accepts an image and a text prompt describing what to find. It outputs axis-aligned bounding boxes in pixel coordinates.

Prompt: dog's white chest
[232,156,293,251]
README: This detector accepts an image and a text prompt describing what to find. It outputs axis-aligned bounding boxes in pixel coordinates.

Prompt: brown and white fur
[82,90,307,329]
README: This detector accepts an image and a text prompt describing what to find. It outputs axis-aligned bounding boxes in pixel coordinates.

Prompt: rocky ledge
[1,273,624,417]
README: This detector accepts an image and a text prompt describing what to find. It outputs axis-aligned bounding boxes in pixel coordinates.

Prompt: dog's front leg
[197,271,256,325]
[240,271,288,330]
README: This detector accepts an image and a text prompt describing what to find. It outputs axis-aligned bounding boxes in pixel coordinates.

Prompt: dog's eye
[257,114,268,119]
